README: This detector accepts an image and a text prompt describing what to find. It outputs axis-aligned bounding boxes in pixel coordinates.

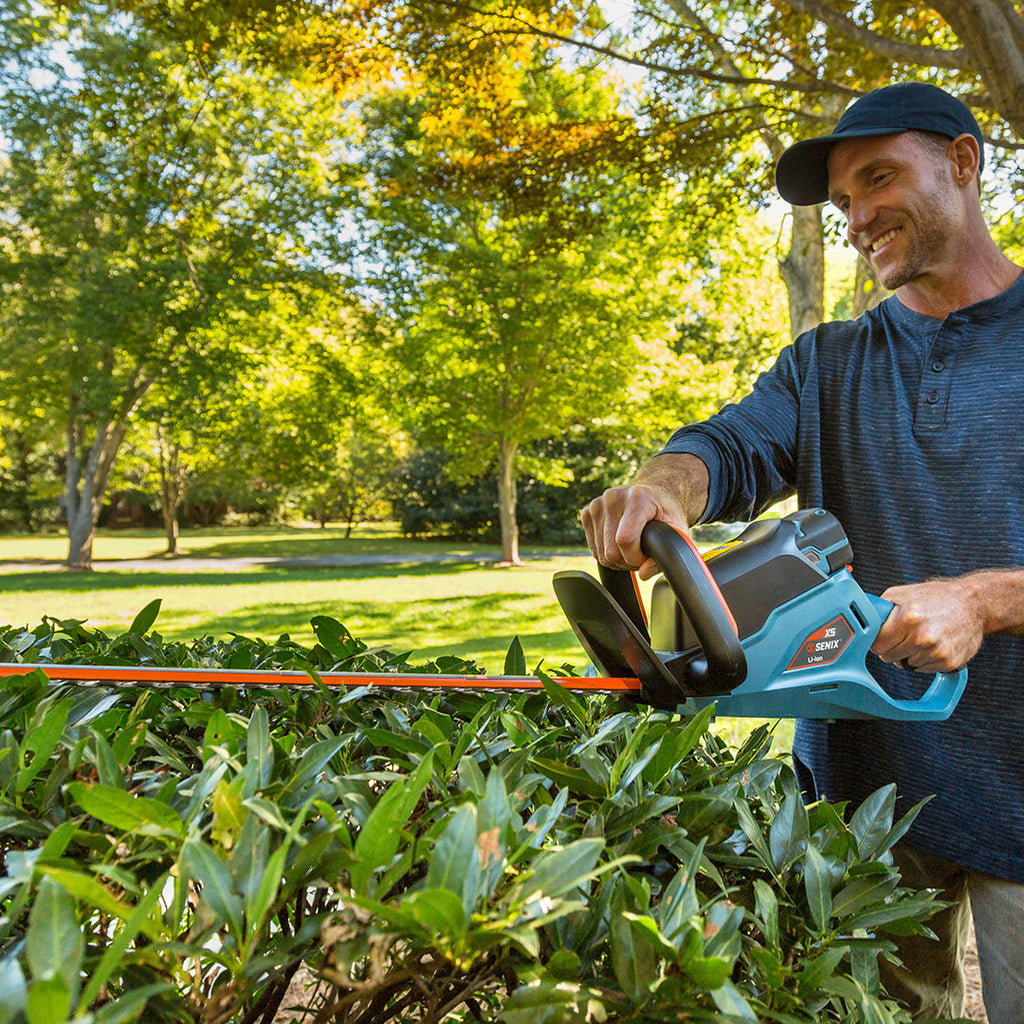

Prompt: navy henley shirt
[661,273,1024,882]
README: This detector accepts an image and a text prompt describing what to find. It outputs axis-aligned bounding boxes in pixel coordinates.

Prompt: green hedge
[0,609,947,1023]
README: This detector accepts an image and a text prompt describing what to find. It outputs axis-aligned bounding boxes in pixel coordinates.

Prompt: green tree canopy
[0,0,352,566]
[119,1,1024,336]
[354,57,743,562]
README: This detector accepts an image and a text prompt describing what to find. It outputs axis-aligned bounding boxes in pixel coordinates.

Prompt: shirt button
[931,360,945,372]
[926,391,940,404]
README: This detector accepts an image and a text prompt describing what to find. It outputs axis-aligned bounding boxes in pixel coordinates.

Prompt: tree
[355,58,727,563]
[227,287,406,534]
[0,0,352,567]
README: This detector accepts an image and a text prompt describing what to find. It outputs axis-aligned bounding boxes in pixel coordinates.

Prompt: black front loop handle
[641,520,748,693]
[597,563,650,643]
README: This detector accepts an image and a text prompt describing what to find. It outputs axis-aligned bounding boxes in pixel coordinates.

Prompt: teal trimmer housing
[553,508,967,720]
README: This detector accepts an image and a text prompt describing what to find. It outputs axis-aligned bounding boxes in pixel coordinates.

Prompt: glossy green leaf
[849,784,896,859]
[0,956,27,1024]
[457,754,487,796]
[875,795,933,859]
[733,797,772,867]
[90,729,125,789]
[610,898,658,1003]
[128,599,162,636]
[753,878,779,948]
[503,636,527,676]
[425,803,479,905]
[833,876,899,920]
[685,953,733,989]
[36,821,77,864]
[36,867,161,940]
[710,979,758,1021]
[657,839,705,944]
[17,703,68,795]
[516,837,605,902]
[67,782,184,837]
[529,756,606,799]
[350,753,433,895]
[797,946,848,997]
[246,845,287,934]
[644,705,716,788]
[704,901,744,961]
[803,844,833,932]
[91,983,171,1024]
[25,974,71,1024]
[770,790,809,873]
[280,734,347,800]
[26,878,82,996]
[499,979,586,1024]
[538,674,589,733]
[245,706,273,792]
[514,787,568,856]
[180,839,243,934]
[402,887,467,940]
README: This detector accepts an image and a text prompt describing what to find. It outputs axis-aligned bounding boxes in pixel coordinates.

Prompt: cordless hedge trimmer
[0,509,967,721]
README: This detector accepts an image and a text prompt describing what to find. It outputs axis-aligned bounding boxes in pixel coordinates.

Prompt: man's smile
[868,226,901,253]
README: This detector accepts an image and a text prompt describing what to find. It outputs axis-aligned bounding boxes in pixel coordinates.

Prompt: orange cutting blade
[0,662,643,693]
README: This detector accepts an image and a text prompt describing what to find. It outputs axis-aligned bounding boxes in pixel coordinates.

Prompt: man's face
[826,132,962,293]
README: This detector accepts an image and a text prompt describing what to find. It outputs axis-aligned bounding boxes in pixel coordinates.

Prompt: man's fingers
[871,586,976,673]
[581,486,660,570]
[581,483,693,573]
[636,556,661,582]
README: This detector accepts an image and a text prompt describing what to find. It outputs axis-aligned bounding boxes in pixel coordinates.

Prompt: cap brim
[775,127,903,206]
[774,136,839,206]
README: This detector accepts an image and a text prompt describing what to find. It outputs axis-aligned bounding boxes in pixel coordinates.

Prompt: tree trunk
[64,415,130,570]
[64,377,152,570]
[852,253,888,318]
[157,430,185,555]
[663,3,834,344]
[778,203,826,340]
[930,0,1024,137]
[496,437,521,566]
[65,504,98,571]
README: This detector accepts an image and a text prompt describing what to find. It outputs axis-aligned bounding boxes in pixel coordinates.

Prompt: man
[581,82,1024,1023]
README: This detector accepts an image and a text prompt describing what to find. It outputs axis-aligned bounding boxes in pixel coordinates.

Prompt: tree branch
[781,0,968,69]
[661,0,781,153]
[410,0,858,96]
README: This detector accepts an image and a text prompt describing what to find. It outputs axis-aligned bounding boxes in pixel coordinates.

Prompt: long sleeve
[659,344,803,524]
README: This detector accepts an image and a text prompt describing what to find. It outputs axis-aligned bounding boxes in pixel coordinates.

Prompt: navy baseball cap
[775,82,984,206]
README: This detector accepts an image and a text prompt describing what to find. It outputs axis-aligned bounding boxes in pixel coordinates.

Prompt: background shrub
[394,431,652,545]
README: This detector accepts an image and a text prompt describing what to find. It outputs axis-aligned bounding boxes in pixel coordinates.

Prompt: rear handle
[866,594,969,717]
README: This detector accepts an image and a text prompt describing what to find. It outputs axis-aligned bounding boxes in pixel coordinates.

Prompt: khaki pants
[882,845,1024,1024]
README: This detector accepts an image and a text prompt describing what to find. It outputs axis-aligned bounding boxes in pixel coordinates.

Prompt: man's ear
[948,133,981,189]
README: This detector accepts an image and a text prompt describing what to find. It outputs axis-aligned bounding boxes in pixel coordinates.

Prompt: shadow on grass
[0,561,492,594]
[154,589,560,638]
[411,629,583,663]
[178,534,489,560]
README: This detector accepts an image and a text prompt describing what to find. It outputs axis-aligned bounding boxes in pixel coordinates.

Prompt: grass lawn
[0,523,591,671]
[0,522,791,750]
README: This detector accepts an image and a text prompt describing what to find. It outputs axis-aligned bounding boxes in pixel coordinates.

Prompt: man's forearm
[960,567,1024,636]
[632,452,711,529]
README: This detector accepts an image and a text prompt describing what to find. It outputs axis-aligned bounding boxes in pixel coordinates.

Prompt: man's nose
[846,196,874,237]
